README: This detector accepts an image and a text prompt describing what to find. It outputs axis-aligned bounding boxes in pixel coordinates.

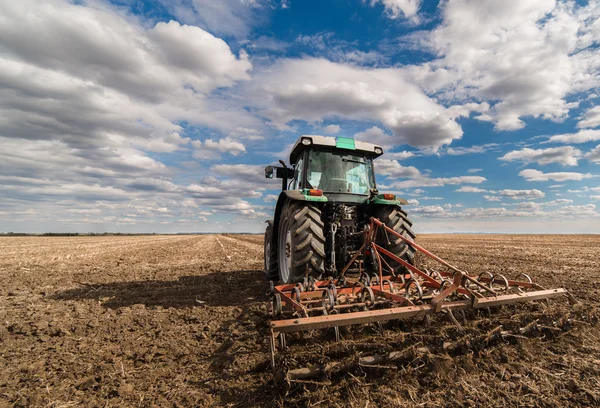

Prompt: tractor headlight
[301,137,312,146]
[374,147,383,155]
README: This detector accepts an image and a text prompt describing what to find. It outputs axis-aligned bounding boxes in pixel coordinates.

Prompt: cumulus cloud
[446,144,499,156]
[370,0,421,20]
[585,145,600,163]
[0,0,263,229]
[455,186,487,193]
[387,151,415,160]
[251,58,464,150]
[192,137,247,159]
[375,159,421,178]
[323,124,341,134]
[484,195,502,202]
[404,0,600,131]
[498,189,545,200]
[577,106,600,129]
[518,169,594,182]
[499,146,582,166]
[545,129,600,144]
[392,176,486,189]
[156,0,270,38]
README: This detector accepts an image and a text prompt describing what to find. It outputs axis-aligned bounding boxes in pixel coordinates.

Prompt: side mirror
[265,166,274,179]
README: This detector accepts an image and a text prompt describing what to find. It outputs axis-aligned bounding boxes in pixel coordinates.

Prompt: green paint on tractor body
[335,137,356,150]
[301,189,328,202]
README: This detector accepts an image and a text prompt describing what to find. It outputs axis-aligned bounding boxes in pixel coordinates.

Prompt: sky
[0,0,599,234]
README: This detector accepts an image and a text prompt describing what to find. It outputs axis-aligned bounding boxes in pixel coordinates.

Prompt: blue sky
[0,0,599,233]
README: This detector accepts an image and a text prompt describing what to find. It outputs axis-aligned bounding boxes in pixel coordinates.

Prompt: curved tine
[328,283,338,301]
[515,273,533,283]
[383,279,395,293]
[321,289,335,312]
[292,286,302,303]
[362,286,376,309]
[491,274,509,292]
[273,294,282,317]
[515,273,533,293]
[478,271,494,289]
[405,279,424,301]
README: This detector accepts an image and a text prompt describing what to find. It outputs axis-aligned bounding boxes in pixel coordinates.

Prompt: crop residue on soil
[0,234,599,407]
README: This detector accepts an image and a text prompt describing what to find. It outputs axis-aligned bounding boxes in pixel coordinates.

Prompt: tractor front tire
[375,206,416,274]
[277,201,325,284]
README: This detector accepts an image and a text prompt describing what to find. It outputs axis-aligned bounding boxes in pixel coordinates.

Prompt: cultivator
[268,217,577,366]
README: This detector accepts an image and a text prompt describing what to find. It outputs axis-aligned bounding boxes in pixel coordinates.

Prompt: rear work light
[383,193,396,200]
[308,189,323,196]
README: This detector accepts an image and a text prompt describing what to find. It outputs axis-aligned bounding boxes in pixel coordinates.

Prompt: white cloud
[387,151,415,160]
[375,159,422,178]
[323,124,341,134]
[294,32,387,66]
[585,145,600,163]
[498,189,545,200]
[577,105,600,129]
[252,58,464,150]
[484,195,501,202]
[545,129,600,144]
[519,169,594,182]
[446,144,498,156]
[392,175,486,189]
[468,168,483,173]
[499,146,582,166]
[0,0,265,231]
[157,0,270,38]
[545,199,573,206]
[192,137,246,159]
[591,195,600,201]
[455,186,487,193]
[370,0,421,20]
[405,0,600,131]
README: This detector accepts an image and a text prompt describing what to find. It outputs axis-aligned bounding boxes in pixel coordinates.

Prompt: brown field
[0,234,599,407]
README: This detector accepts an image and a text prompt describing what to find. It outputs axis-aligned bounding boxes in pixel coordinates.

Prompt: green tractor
[264,135,416,284]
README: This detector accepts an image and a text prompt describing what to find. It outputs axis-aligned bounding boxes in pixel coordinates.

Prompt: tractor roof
[289,135,383,164]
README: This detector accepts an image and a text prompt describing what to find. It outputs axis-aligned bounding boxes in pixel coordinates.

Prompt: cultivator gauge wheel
[268,217,578,369]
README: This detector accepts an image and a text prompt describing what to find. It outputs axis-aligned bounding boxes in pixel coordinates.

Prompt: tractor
[264,135,414,285]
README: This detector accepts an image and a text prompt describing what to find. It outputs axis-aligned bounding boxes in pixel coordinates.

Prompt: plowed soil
[1,234,599,407]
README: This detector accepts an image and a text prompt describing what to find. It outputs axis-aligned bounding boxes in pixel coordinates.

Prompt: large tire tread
[279,201,325,283]
[375,206,416,273]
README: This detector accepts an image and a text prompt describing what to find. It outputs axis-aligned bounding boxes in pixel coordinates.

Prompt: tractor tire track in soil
[0,234,599,407]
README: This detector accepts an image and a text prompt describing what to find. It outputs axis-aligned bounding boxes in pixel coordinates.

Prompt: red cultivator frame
[268,217,577,366]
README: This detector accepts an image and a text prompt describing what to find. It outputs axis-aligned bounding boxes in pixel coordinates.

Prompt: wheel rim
[278,217,292,283]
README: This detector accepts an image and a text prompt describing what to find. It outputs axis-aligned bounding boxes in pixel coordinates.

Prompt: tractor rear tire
[375,206,416,274]
[264,223,278,281]
[277,201,326,284]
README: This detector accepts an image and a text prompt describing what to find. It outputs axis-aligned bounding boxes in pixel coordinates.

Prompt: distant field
[0,234,598,407]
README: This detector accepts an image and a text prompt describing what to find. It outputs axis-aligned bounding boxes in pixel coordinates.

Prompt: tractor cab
[266,135,384,203]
